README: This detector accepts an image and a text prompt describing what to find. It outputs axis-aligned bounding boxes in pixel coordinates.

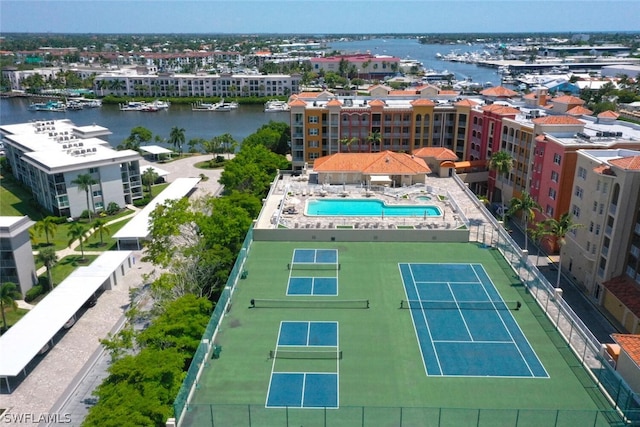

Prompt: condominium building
[93,71,301,98]
[0,216,36,296]
[309,54,401,80]
[288,91,474,170]
[561,149,640,331]
[0,119,143,218]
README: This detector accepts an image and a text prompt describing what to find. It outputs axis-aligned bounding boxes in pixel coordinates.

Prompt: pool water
[306,198,442,217]
[416,196,432,202]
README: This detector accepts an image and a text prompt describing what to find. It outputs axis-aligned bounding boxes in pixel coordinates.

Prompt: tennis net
[400,300,521,310]
[287,262,340,271]
[251,298,369,309]
[269,349,343,360]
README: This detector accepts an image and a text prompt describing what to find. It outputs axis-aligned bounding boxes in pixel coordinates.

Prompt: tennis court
[399,263,548,378]
[266,321,340,408]
[183,241,617,426]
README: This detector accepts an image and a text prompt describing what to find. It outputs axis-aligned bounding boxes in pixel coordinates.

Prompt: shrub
[80,210,92,219]
[106,202,121,215]
[52,216,68,225]
[25,285,43,302]
[199,173,209,182]
[133,197,150,207]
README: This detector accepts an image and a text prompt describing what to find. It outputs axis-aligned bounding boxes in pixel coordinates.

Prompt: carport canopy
[140,145,172,160]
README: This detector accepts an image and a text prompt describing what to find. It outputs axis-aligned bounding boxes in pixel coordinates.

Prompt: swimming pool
[306,199,442,217]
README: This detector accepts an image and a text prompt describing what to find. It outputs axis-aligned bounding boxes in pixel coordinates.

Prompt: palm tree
[507,191,541,251]
[367,131,382,152]
[93,218,111,246]
[34,216,58,246]
[529,223,548,267]
[488,150,514,223]
[36,246,58,291]
[1,282,21,332]
[71,173,98,221]
[142,167,159,194]
[168,126,186,156]
[542,212,583,288]
[340,137,358,153]
[218,133,237,160]
[203,137,223,161]
[67,222,88,261]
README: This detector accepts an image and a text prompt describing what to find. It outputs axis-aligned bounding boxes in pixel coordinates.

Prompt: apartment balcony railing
[609,204,617,215]
[605,226,613,236]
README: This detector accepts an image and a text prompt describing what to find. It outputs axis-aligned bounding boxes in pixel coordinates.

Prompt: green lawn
[0,308,28,334]
[183,241,616,427]
[37,254,99,292]
[0,173,48,219]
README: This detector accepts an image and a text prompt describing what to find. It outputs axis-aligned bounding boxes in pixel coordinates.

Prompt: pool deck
[256,172,491,234]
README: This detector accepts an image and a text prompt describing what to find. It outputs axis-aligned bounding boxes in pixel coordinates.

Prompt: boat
[28,100,67,112]
[264,99,290,112]
[68,97,102,108]
[119,100,170,112]
[192,99,236,111]
[65,100,84,111]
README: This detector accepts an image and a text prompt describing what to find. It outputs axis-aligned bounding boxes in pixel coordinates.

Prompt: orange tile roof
[593,164,616,176]
[612,334,640,365]
[410,99,435,107]
[296,91,324,99]
[454,99,478,107]
[598,110,620,119]
[312,151,431,175]
[610,156,640,170]
[368,99,386,107]
[288,99,307,107]
[566,106,593,116]
[415,84,438,91]
[412,147,458,160]
[603,275,640,318]
[480,86,518,97]
[552,95,584,105]
[532,115,584,125]
[482,104,520,115]
[326,99,342,107]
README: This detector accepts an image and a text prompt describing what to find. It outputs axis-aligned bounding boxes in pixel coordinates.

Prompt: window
[599,204,604,214]
[574,186,583,199]
[602,182,608,194]
[308,140,319,148]
[92,190,102,197]
[586,242,591,251]
[596,180,601,191]
[589,222,594,232]
[553,153,562,165]
[308,129,318,136]
[577,167,587,179]
[308,152,319,160]
[593,201,598,212]
[572,205,581,218]
[595,224,601,235]
[89,167,98,173]
[548,188,557,200]
[546,205,554,216]
[308,116,319,124]
[551,171,559,182]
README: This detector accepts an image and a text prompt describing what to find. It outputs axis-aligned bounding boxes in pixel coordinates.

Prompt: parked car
[84,295,97,308]
[38,343,50,355]
[63,317,75,329]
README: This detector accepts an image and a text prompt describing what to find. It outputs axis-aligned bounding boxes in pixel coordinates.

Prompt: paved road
[1,155,225,426]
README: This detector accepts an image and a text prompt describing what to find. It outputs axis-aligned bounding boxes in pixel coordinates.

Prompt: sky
[1,1,639,35]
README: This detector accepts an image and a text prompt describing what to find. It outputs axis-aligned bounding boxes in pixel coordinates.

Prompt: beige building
[561,149,640,331]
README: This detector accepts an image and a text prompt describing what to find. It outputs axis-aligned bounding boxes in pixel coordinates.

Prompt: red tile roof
[603,275,640,318]
[313,151,431,175]
[454,99,478,107]
[598,110,620,119]
[593,164,616,176]
[611,334,640,365]
[288,99,307,107]
[412,147,458,160]
[483,104,520,115]
[480,86,518,97]
[410,99,435,107]
[368,99,386,107]
[610,156,640,170]
[532,115,584,125]
[566,106,593,116]
[326,99,342,107]
[552,95,585,105]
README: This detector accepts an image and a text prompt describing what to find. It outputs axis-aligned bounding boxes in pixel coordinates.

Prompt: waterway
[1,39,500,146]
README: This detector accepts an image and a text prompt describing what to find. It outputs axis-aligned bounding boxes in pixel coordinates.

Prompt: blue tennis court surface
[277,321,338,346]
[267,321,339,408]
[399,263,548,378]
[287,277,338,296]
[292,248,338,265]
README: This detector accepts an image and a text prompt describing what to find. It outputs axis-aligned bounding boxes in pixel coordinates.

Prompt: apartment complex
[0,216,36,296]
[561,149,640,331]
[92,71,301,98]
[288,90,473,170]
[1,120,143,218]
[309,53,401,80]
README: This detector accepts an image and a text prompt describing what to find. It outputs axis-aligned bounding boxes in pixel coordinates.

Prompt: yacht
[264,99,290,112]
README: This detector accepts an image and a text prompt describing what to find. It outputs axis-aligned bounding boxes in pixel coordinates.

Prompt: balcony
[609,204,617,215]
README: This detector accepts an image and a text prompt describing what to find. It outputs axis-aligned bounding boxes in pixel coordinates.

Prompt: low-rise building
[0,216,36,296]
[1,119,143,218]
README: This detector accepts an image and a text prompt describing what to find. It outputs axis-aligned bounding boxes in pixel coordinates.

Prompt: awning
[369,175,392,183]
[454,160,487,170]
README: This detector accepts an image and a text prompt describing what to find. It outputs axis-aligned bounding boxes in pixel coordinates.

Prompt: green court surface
[183,241,617,427]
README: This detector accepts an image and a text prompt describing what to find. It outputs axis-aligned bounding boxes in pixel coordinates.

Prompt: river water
[1,39,499,146]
